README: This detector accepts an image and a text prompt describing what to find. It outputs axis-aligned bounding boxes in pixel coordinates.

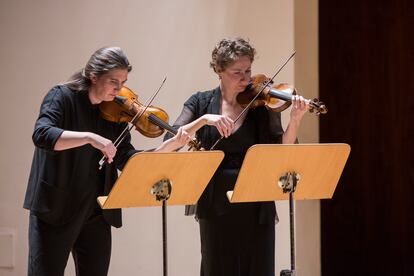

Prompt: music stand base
[280,269,296,276]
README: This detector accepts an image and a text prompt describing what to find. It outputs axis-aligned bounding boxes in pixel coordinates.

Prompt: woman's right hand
[87,133,117,163]
[201,114,235,138]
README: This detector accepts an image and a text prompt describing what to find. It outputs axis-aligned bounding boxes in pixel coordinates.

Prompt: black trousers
[28,207,111,276]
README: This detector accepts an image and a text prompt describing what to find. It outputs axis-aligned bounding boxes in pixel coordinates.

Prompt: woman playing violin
[167,37,309,276]
[23,46,190,276]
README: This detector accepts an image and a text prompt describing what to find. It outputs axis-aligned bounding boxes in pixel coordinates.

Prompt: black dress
[199,108,276,276]
[169,87,285,276]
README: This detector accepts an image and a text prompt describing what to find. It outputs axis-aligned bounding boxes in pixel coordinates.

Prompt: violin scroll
[308,98,327,115]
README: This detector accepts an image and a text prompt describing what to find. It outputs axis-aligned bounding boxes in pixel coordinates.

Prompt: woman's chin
[105,95,116,101]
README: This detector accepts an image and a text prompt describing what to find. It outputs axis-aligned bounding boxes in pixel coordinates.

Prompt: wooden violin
[99,86,202,150]
[237,74,328,115]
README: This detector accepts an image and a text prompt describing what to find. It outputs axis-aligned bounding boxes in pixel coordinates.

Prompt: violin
[99,86,202,150]
[99,86,169,138]
[237,74,328,115]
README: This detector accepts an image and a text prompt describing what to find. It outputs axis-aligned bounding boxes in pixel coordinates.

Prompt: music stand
[227,143,350,276]
[98,150,224,276]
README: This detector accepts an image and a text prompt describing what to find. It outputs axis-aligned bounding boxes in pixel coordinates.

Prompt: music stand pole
[150,178,172,276]
[279,172,300,276]
[162,201,168,276]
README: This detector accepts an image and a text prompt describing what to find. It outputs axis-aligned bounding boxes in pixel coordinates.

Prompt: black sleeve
[164,93,200,141]
[32,86,65,151]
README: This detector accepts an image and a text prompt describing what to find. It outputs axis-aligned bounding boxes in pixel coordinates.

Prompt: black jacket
[24,85,137,226]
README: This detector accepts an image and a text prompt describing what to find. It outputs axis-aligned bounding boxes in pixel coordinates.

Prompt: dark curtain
[319,0,414,275]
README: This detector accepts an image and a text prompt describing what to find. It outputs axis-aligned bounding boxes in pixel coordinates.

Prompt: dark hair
[63,46,132,91]
[210,37,256,73]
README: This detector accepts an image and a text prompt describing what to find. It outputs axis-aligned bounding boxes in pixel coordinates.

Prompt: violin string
[210,51,296,150]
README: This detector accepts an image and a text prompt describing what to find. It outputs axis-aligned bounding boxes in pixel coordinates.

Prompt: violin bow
[98,76,167,169]
[210,51,296,150]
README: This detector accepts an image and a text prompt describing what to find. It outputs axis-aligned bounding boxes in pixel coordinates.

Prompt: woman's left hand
[155,127,191,152]
[170,127,192,148]
[290,95,309,122]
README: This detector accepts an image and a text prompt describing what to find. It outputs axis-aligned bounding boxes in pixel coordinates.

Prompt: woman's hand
[169,127,192,149]
[87,133,117,163]
[282,95,310,144]
[202,114,235,138]
[290,95,309,123]
[54,131,117,163]
[155,127,192,152]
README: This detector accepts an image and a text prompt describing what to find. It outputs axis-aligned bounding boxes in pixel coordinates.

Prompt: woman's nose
[240,72,251,83]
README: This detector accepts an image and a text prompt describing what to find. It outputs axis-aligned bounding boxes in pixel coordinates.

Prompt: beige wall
[0,0,319,275]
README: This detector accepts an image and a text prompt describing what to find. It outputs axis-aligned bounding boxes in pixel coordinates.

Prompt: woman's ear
[90,73,98,84]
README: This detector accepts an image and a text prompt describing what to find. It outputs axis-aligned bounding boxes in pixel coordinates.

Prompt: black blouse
[168,87,285,223]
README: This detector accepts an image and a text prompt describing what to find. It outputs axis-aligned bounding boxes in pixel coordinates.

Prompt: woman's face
[89,68,128,104]
[218,55,252,93]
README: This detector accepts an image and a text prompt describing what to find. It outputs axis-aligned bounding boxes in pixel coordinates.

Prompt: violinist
[167,37,309,276]
[23,46,190,276]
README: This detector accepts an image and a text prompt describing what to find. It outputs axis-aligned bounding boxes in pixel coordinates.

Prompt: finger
[183,136,191,144]
[225,119,234,137]
[296,95,302,109]
[215,121,225,137]
[219,119,230,137]
[177,128,189,141]
[175,127,183,138]
[222,117,234,137]
[181,130,192,142]
[222,115,235,137]
[184,136,192,144]
[298,96,305,109]
[107,147,117,161]
[224,117,235,133]
[219,124,227,138]
[182,129,191,140]
[177,130,189,144]
[105,153,114,164]
[293,96,298,109]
